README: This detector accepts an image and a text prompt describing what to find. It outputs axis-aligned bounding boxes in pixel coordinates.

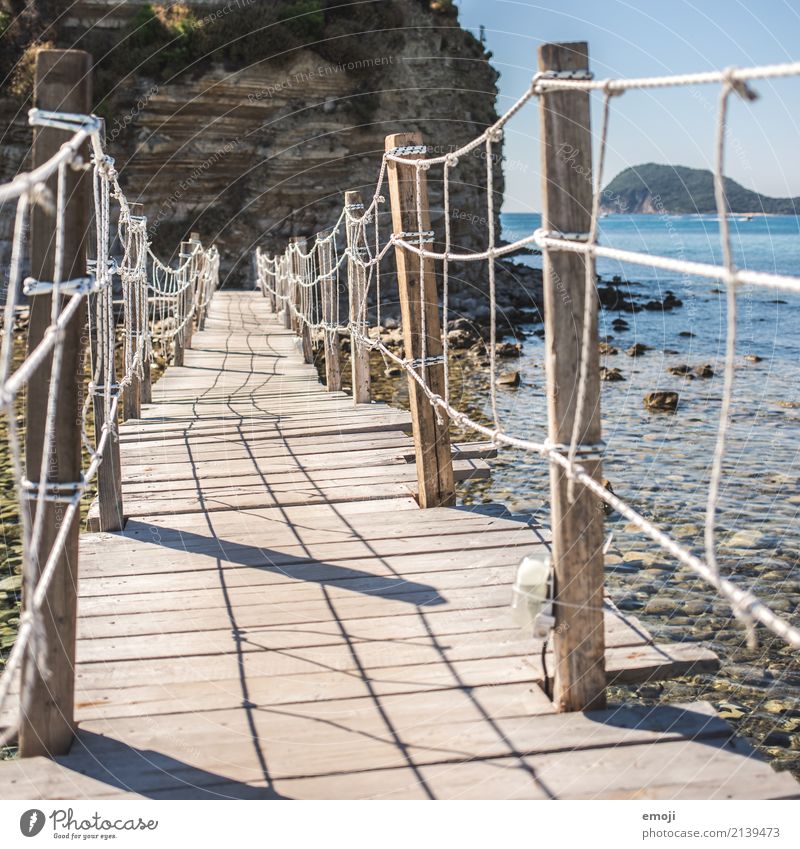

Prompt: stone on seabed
[643,391,679,412]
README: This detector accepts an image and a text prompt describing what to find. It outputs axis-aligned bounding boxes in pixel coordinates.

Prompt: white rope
[254,56,800,657]
[0,107,220,742]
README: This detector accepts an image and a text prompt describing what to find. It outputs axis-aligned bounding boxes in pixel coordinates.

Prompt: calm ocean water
[453,212,800,771]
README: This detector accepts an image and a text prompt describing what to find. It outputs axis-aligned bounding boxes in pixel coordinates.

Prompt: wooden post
[183,230,199,349]
[345,191,371,404]
[194,231,209,331]
[86,122,124,530]
[89,296,125,531]
[282,246,293,330]
[290,237,313,362]
[385,133,454,508]
[19,49,92,757]
[319,233,342,391]
[539,41,606,712]
[173,240,190,367]
[123,339,141,421]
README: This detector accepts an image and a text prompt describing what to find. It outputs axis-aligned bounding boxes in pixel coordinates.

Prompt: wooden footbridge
[3,45,800,802]
[1,291,797,799]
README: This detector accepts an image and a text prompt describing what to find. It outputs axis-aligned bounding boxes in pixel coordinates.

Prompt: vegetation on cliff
[602,163,800,215]
[1,1,463,109]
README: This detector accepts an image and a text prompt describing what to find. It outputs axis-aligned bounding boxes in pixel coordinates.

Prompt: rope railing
[256,47,800,698]
[0,51,219,752]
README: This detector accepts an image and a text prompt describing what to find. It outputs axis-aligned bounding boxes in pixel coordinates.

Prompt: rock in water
[644,391,679,412]
[495,341,522,359]
[744,353,762,363]
[497,371,521,387]
[598,341,618,356]
[447,327,478,350]
[694,364,714,378]
[600,367,625,382]
[601,478,616,515]
[667,364,693,376]
[625,342,649,357]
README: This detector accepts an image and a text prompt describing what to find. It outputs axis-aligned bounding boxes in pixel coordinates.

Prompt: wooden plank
[20,48,92,758]
[539,40,606,712]
[4,291,772,802]
[385,131,454,508]
[85,458,490,522]
[16,701,742,793]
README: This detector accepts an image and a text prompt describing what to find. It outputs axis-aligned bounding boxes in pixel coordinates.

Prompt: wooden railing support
[282,241,294,330]
[173,240,190,366]
[345,191,371,404]
[19,48,92,757]
[319,232,342,391]
[89,290,125,531]
[87,121,125,531]
[539,41,607,712]
[290,236,313,363]
[183,230,199,350]
[385,132,454,508]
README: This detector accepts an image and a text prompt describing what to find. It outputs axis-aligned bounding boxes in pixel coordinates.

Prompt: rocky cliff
[1,0,509,291]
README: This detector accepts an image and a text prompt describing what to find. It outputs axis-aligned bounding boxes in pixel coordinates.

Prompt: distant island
[600,163,800,215]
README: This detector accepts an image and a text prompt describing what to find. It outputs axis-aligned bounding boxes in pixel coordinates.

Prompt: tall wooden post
[139,232,152,405]
[122,215,143,421]
[290,237,313,363]
[183,230,199,349]
[19,49,92,757]
[539,41,606,712]
[88,288,124,531]
[123,289,142,421]
[385,132,454,508]
[282,246,294,330]
[87,122,124,531]
[319,233,342,391]
[345,191,371,404]
[173,240,190,367]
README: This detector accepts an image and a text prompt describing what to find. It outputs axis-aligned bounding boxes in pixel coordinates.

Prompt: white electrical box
[511,553,555,637]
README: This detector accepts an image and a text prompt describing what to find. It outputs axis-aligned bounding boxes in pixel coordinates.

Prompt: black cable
[541,631,551,699]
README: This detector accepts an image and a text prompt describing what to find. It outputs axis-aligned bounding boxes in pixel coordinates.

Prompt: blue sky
[455,0,800,211]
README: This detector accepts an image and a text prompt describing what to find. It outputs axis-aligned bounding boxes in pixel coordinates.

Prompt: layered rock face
[1,1,506,290]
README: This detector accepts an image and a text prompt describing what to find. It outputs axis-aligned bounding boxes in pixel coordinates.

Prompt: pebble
[725,530,779,550]
[643,391,679,412]
[718,702,747,719]
[600,367,625,382]
[497,370,520,387]
[644,598,674,615]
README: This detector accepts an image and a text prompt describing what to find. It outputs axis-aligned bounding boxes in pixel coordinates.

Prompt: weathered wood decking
[1,291,797,799]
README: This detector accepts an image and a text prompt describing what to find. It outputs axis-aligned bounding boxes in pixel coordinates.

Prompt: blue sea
[452,213,800,768]
[501,211,800,361]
